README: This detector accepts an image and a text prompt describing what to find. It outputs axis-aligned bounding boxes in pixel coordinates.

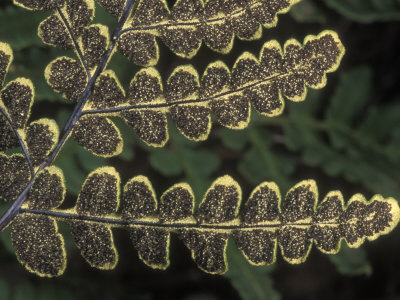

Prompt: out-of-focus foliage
[222,66,400,200]
[0,6,46,50]
[291,0,400,23]
[283,66,400,199]
[225,244,280,300]
[323,0,400,23]
[0,278,87,300]
[290,0,327,23]
[149,124,221,199]
[329,244,372,276]
[0,0,400,299]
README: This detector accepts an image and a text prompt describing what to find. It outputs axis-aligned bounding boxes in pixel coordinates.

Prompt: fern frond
[12,2,343,158]
[45,56,88,101]
[11,165,66,277]
[15,0,110,82]
[117,0,302,66]
[9,168,399,277]
[79,31,344,152]
[13,0,65,10]
[0,42,60,187]
[0,154,30,202]
[14,0,302,68]
[90,70,126,109]
[24,118,60,166]
[0,43,35,153]
[37,0,95,50]
[73,116,123,156]
[4,0,392,287]
[15,0,130,158]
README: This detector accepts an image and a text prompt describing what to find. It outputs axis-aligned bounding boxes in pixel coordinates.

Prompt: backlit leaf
[117,0,302,65]
[89,31,345,147]
[13,171,400,276]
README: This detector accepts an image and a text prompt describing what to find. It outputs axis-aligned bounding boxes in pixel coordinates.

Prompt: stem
[20,207,339,231]
[0,182,34,231]
[0,0,136,232]
[81,73,286,115]
[119,1,263,36]
[0,106,34,176]
[53,0,91,79]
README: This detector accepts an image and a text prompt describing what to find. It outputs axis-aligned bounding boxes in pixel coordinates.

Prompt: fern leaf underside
[9,167,400,277]
[2,0,391,282]
[117,0,302,66]
[0,42,59,182]
[14,0,302,67]
[12,0,344,157]
[43,31,344,156]
[118,30,345,145]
